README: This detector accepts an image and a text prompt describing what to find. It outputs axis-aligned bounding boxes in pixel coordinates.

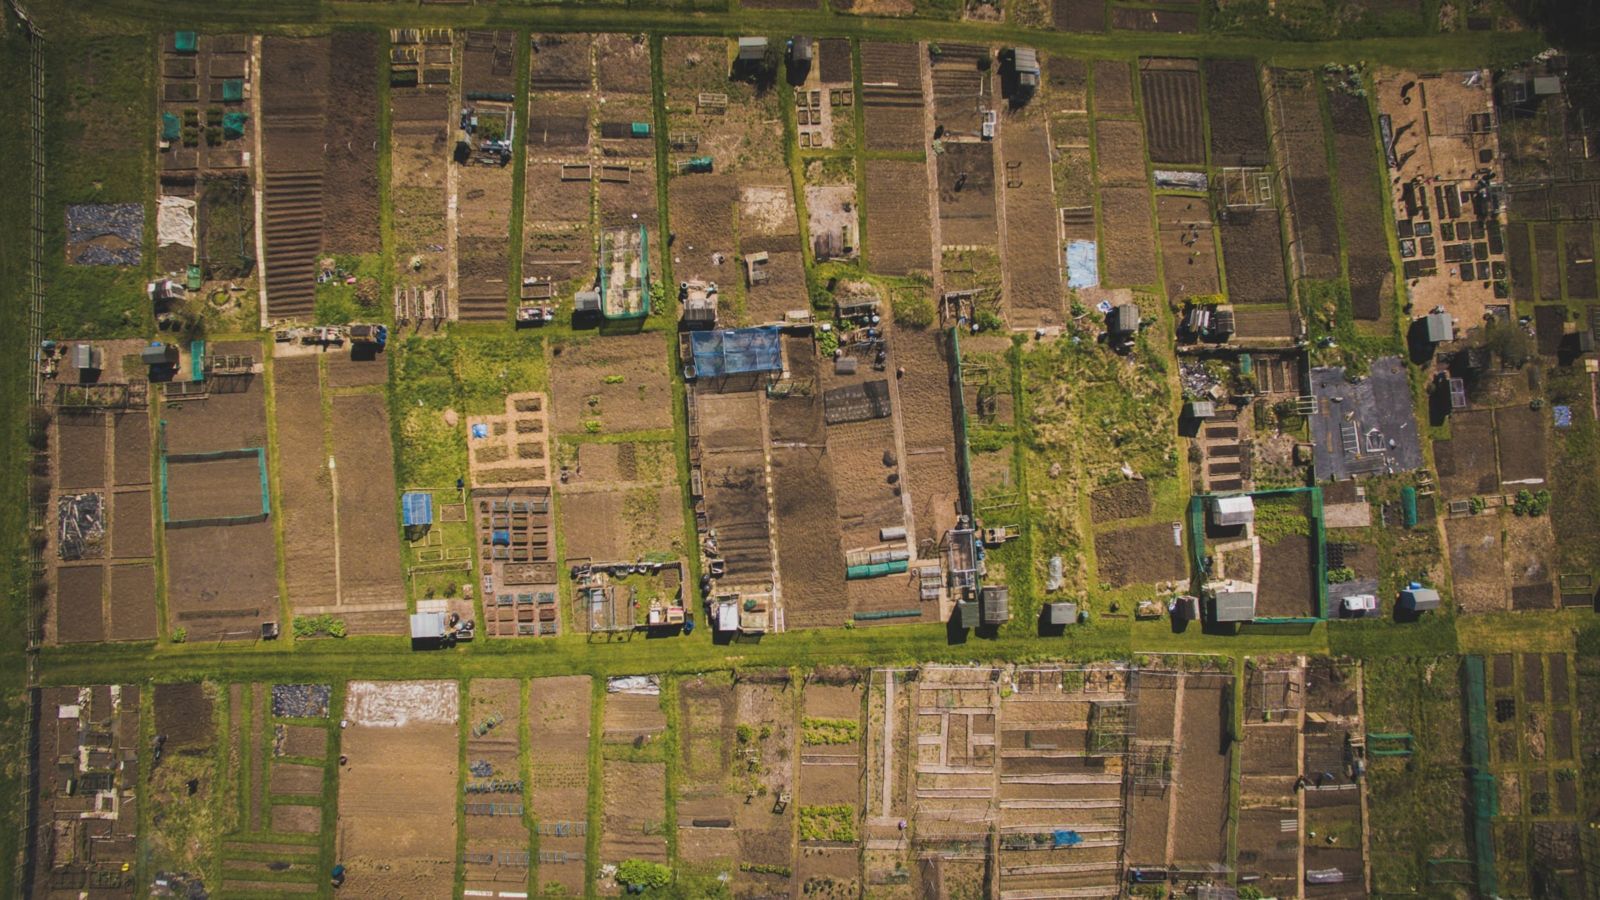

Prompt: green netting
[950,327,975,519]
[174,31,197,53]
[1462,656,1499,899]
[1402,485,1418,527]
[221,79,244,103]
[846,560,908,579]
[161,112,180,142]
[221,111,248,139]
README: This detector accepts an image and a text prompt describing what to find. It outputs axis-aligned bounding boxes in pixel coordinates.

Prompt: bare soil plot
[769,339,849,629]
[1139,59,1204,165]
[1099,186,1158,286]
[1219,208,1290,302]
[1053,0,1106,30]
[1157,194,1220,301]
[273,357,336,610]
[1094,118,1147,185]
[1113,7,1198,30]
[1125,672,1175,865]
[156,681,215,747]
[1504,514,1555,610]
[1206,59,1271,167]
[55,565,105,643]
[797,676,863,895]
[695,390,775,586]
[1172,672,1232,866]
[601,760,667,866]
[999,123,1064,326]
[936,141,997,245]
[1269,69,1341,281]
[596,33,651,95]
[1092,60,1134,117]
[530,33,591,92]
[865,159,933,276]
[669,174,739,288]
[559,485,684,563]
[1565,224,1597,299]
[1328,88,1393,320]
[324,32,381,254]
[549,333,673,435]
[165,454,264,521]
[741,245,810,325]
[113,411,151,485]
[57,415,108,490]
[457,163,516,323]
[111,490,153,558]
[523,159,595,286]
[896,328,962,551]
[860,42,926,152]
[108,564,158,640]
[1433,408,1498,497]
[1446,513,1507,613]
[1256,534,1318,618]
[260,37,332,319]
[530,676,592,893]
[662,37,785,175]
[1094,521,1186,587]
[1494,405,1547,485]
[339,684,459,898]
[331,395,405,624]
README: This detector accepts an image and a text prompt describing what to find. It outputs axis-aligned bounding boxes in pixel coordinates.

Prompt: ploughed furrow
[263,170,325,317]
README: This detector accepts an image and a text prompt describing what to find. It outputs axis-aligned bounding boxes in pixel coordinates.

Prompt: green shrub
[801,717,860,745]
[891,291,934,328]
[1326,566,1356,584]
[615,859,671,890]
[1512,489,1551,517]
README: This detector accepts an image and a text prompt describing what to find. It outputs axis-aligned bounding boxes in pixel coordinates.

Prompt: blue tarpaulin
[471,423,489,439]
[1554,405,1572,428]
[1053,829,1082,847]
[1066,240,1098,289]
[402,491,434,527]
[689,327,784,378]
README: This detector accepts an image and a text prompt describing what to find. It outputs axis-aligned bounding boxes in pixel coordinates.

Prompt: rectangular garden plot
[997,666,1130,898]
[30,684,140,897]
[936,140,997,246]
[600,680,669,883]
[530,676,593,894]
[1238,659,1305,897]
[1328,88,1394,320]
[860,42,926,153]
[1139,59,1204,165]
[732,673,799,895]
[865,159,933,276]
[389,36,453,308]
[1000,121,1065,326]
[1268,69,1341,281]
[273,356,337,612]
[463,679,530,894]
[330,394,405,629]
[1300,659,1368,895]
[1205,59,1270,167]
[676,675,741,872]
[797,672,864,896]
[1157,194,1220,301]
[338,681,461,897]
[1099,187,1158,287]
[1219,207,1289,303]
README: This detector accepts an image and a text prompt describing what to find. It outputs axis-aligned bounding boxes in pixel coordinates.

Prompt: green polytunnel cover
[221,78,244,102]
[161,112,181,142]
[174,32,197,53]
[222,112,248,139]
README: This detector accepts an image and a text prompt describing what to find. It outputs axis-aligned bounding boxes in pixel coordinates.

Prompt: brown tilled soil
[668,174,740,285]
[273,357,337,610]
[112,490,154,558]
[109,564,158,640]
[1094,522,1187,587]
[530,33,592,92]
[1000,122,1065,327]
[1094,119,1147,184]
[549,333,673,436]
[864,159,933,277]
[324,32,381,254]
[57,415,108,490]
[1172,674,1231,866]
[165,518,277,641]
[602,760,668,864]
[331,395,405,618]
[1447,513,1508,613]
[936,141,996,245]
[1140,60,1204,165]
[1090,480,1152,523]
[1092,60,1134,117]
[1433,408,1498,496]
[559,485,683,563]
[1219,210,1289,303]
[55,565,105,644]
[1205,59,1271,167]
[339,723,459,895]
[1099,186,1159,286]
[771,341,849,628]
[596,33,652,94]
[164,455,265,521]
[896,327,961,549]
[860,42,925,153]
[1157,194,1220,301]
[1328,90,1391,320]
[1495,405,1547,484]
[1256,535,1317,618]
[279,723,328,759]
[270,763,324,795]
[113,411,151,485]
[1270,70,1340,281]
[155,682,215,746]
